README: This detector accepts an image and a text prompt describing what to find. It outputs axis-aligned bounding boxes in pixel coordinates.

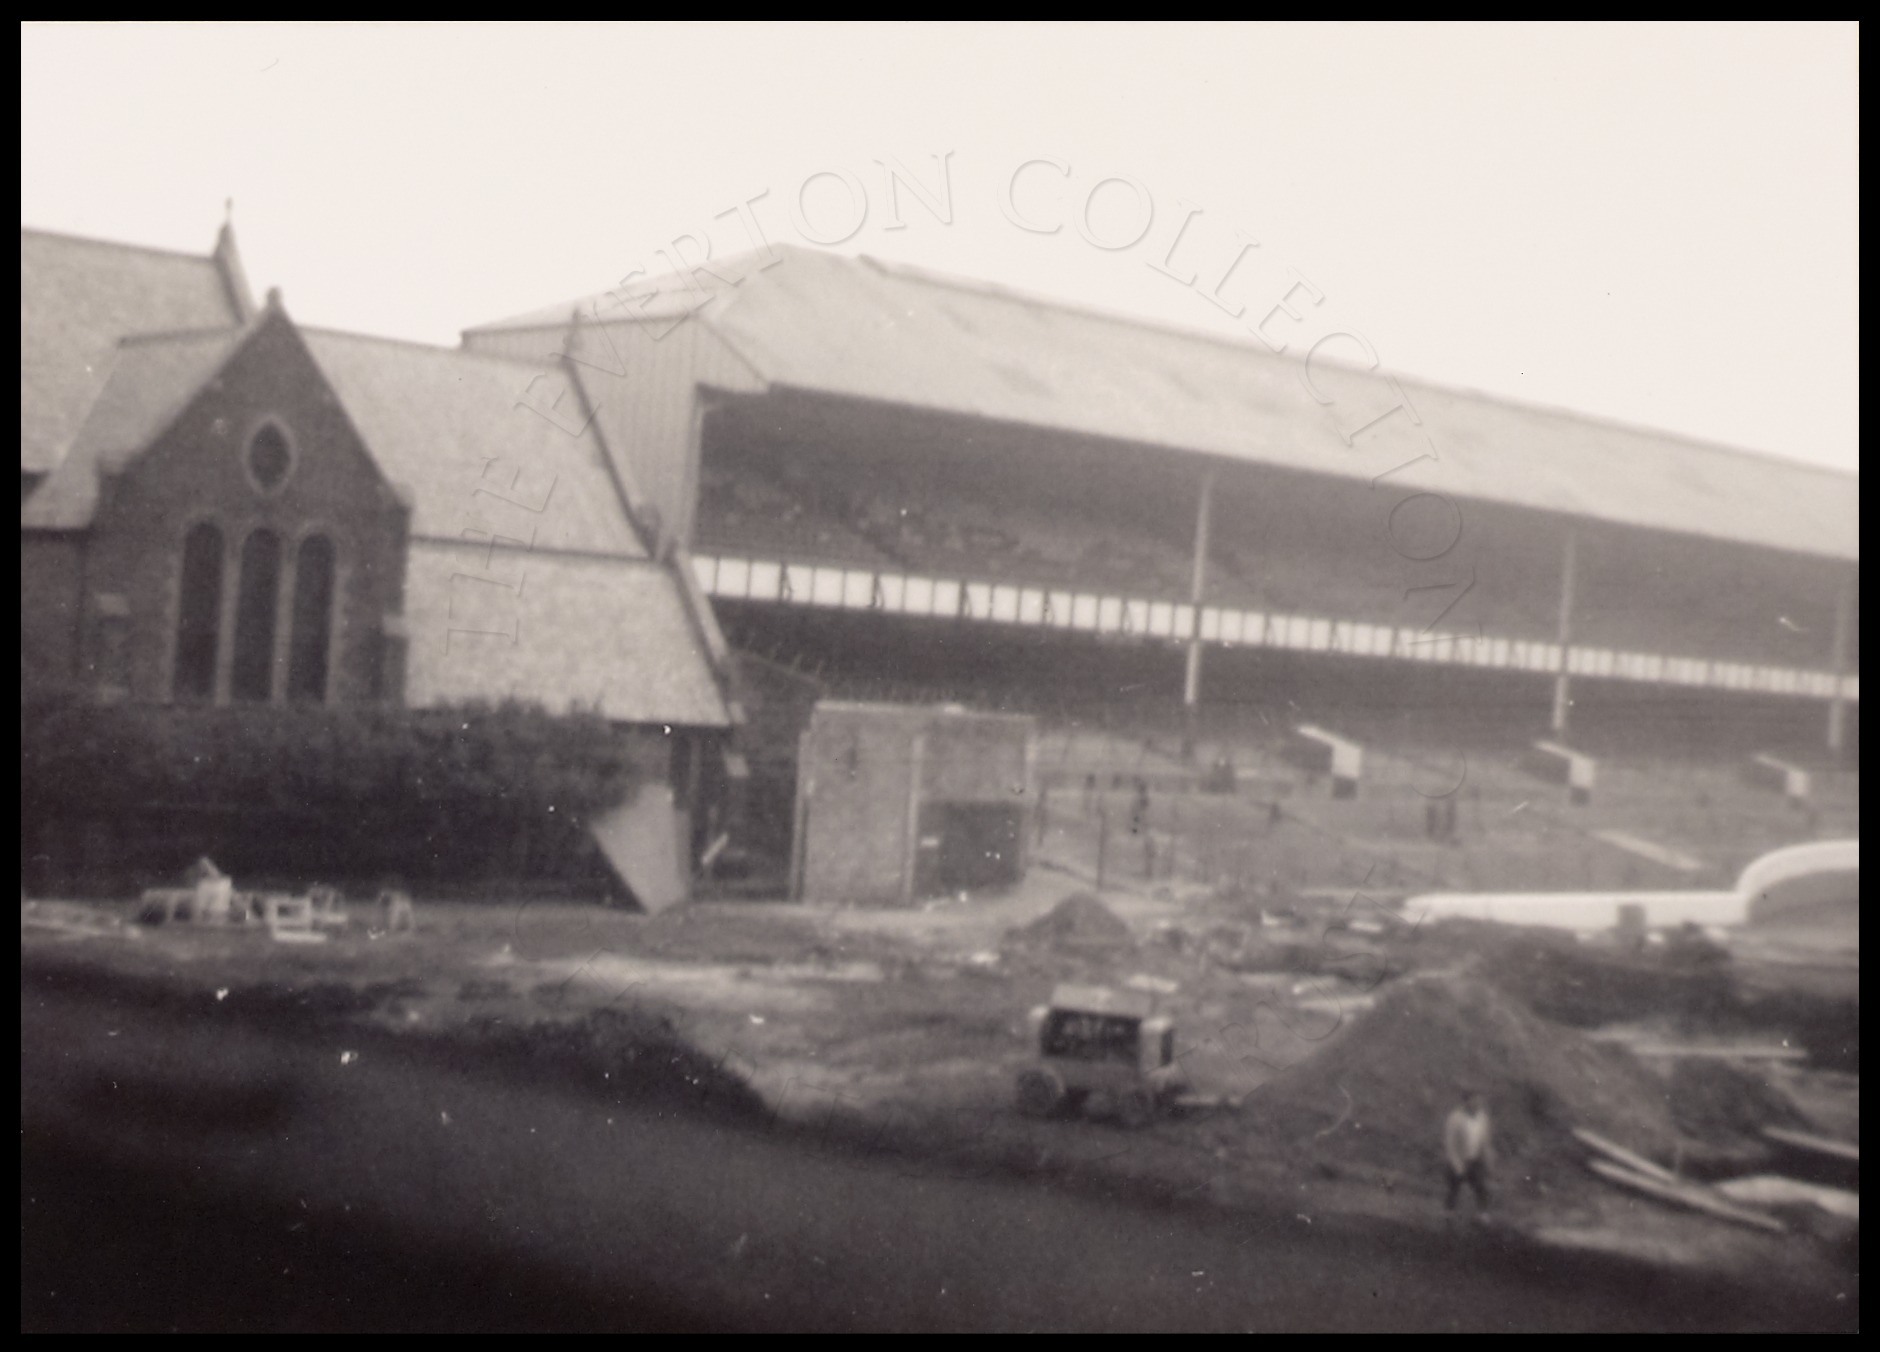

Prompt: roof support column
[900,732,926,905]
[1826,571,1854,757]
[1550,528,1578,737]
[1181,467,1216,762]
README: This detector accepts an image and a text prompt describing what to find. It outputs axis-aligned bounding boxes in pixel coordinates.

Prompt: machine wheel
[1115,1088,1156,1129]
[1016,1068,1066,1118]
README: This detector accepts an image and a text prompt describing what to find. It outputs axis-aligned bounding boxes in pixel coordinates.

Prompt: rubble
[140,857,234,924]
[1666,1058,1811,1142]
[21,899,132,938]
[134,860,361,943]
[1244,974,1686,1176]
[1003,892,1134,953]
[377,887,417,934]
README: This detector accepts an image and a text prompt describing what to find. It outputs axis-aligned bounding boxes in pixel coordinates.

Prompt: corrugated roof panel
[471,244,1856,562]
[636,246,1853,563]
[465,266,745,334]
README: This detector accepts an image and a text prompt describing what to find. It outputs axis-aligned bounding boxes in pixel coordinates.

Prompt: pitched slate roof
[472,244,1858,564]
[20,327,241,529]
[299,329,645,554]
[23,315,648,560]
[20,290,728,725]
[403,540,731,726]
[21,226,253,475]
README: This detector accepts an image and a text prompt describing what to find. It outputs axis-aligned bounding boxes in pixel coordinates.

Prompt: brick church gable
[24,301,409,705]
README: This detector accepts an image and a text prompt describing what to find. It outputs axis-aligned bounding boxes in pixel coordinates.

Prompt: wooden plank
[1573,1128,1678,1184]
[1763,1126,1860,1164]
[1586,1160,1787,1233]
[1639,1046,1807,1062]
[1716,1175,1860,1221]
[1591,1039,1808,1062]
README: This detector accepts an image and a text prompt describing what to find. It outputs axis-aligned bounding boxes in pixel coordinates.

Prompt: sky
[20,22,1860,474]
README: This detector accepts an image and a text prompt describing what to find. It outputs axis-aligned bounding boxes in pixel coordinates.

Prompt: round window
[247,424,293,493]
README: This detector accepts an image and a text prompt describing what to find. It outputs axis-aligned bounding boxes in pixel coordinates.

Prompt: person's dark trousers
[1446,1159,1490,1210]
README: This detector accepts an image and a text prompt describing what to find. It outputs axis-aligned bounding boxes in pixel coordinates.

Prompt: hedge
[20,697,645,888]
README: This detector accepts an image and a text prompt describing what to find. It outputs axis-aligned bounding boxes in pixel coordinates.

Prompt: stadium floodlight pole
[1827,571,1854,757]
[1182,467,1218,762]
[1550,528,1579,737]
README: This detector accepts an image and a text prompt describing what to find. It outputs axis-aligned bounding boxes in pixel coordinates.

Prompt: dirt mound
[1004,892,1134,951]
[1666,1059,1809,1142]
[1245,975,1680,1179]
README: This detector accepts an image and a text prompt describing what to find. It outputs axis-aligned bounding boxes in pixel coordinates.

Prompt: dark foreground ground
[20,968,1856,1333]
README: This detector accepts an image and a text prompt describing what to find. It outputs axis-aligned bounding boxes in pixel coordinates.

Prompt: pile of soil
[1004,892,1135,952]
[1244,974,1684,1179]
[1666,1058,1810,1142]
[1471,929,1737,1031]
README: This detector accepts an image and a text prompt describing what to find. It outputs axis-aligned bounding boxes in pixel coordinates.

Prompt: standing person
[1443,1087,1493,1220]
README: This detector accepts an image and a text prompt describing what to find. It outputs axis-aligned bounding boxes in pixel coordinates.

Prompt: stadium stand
[695,457,899,569]
[463,245,1857,897]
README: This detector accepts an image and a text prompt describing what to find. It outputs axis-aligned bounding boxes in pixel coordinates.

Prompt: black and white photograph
[20,21,1859,1333]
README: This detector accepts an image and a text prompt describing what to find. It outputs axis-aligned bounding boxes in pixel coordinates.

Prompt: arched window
[174,523,224,702]
[288,535,336,703]
[231,528,282,703]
